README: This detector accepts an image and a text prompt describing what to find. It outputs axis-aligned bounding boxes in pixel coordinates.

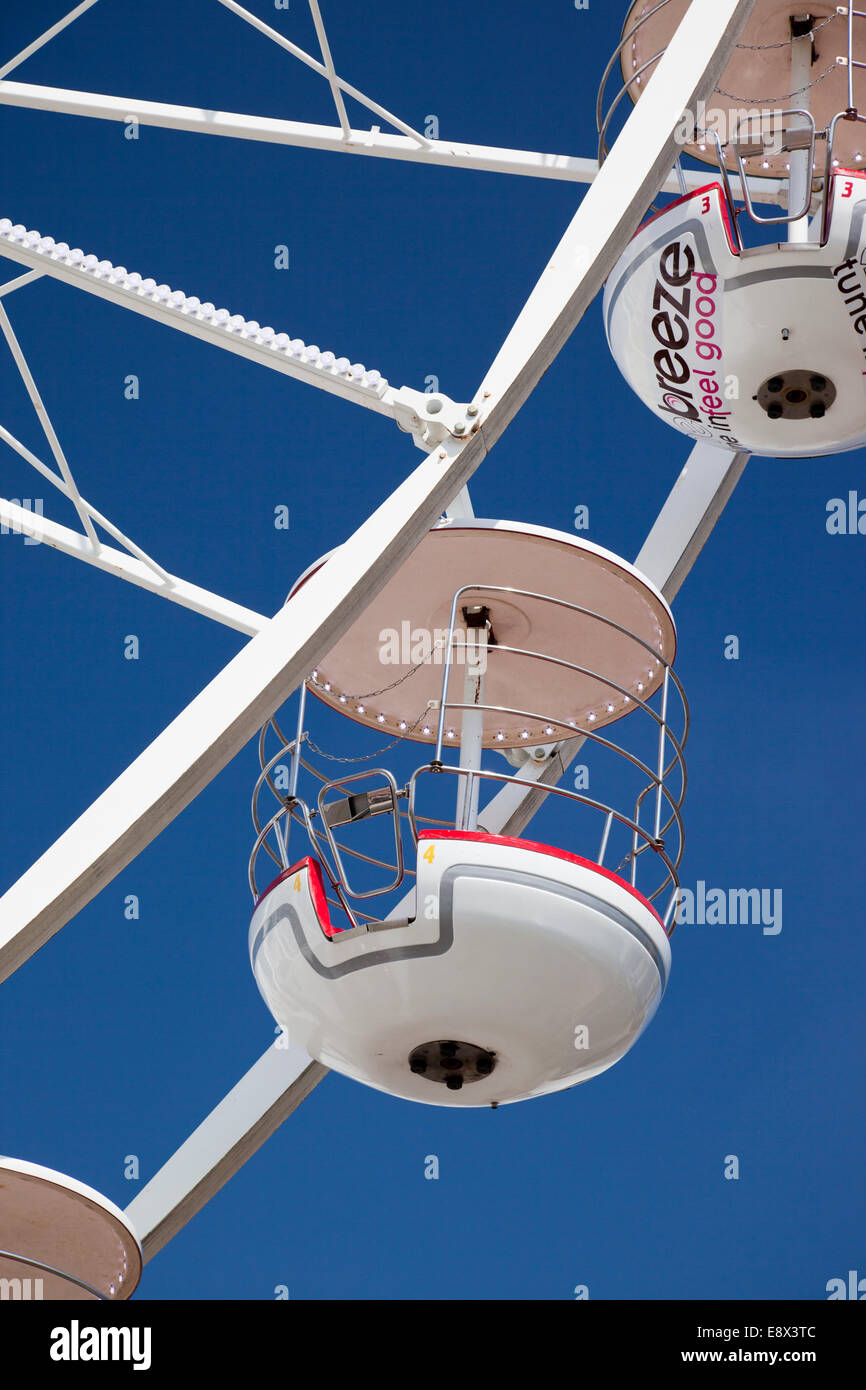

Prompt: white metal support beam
[101,2,756,1262]
[0,302,100,547]
[0,83,788,204]
[0,496,269,635]
[0,225,479,449]
[124,1043,327,1262]
[307,0,351,138]
[0,423,173,582]
[0,0,100,81]
[0,269,42,298]
[633,444,751,602]
[215,0,432,145]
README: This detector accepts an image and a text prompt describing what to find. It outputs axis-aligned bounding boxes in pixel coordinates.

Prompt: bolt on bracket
[391,385,482,451]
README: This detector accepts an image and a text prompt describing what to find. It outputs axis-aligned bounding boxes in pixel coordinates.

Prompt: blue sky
[1,0,863,1300]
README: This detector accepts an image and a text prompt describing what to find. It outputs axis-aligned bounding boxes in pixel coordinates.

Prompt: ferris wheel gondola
[248,520,688,1107]
[602,1,866,457]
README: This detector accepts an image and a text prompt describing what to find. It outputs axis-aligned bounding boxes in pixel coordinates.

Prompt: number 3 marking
[701,196,711,214]
[842,180,854,199]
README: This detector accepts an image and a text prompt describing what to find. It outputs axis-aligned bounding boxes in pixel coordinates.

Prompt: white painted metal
[123,1043,326,1262]
[444,485,474,519]
[0,0,100,80]
[307,0,351,138]
[456,627,487,831]
[788,28,814,243]
[0,87,786,202]
[0,268,42,297]
[0,496,269,635]
[1,421,173,582]
[0,303,100,547]
[216,0,432,146]
[0,0,757,1259]
[634,443,750,602]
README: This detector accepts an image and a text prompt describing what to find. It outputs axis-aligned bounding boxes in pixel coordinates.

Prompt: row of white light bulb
[309,668,659,740]
[0,219,385,390]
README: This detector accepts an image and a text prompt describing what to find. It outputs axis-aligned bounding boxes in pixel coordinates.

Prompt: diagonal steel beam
[124,1043,327,1262]
[0,0,100,81]
[0,495,269,635]
[0,86,786,203]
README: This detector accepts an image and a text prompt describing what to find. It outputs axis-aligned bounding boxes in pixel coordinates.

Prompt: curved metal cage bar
[407,763,683,929]
[596,1,866,232]
[0,1248,111,1300]
[249,576,688,936]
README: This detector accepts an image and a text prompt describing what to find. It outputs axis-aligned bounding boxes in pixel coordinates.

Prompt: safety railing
[597,3,865,234]
[250,579,688,935]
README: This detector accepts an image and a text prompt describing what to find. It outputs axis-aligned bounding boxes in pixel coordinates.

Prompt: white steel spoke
[0,496,267,634]
[0,81,787,204]
[0,269,42,298]
[634,445,751,602]
[0,302,100,548]
[308,0,350,138]
[444,485,474,519]
[124,1043,327,1261]
[216,0,431,146]
[0,0,100,81]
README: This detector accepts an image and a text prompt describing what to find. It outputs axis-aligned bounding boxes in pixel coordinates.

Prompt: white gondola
[602,2,866,456]
[248,520,688,1107]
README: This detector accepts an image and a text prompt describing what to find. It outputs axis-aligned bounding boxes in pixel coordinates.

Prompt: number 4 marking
[422,844,436,864]
[293,874,301,891]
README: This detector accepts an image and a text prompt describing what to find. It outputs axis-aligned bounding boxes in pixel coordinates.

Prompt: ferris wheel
[0,0,859,1300]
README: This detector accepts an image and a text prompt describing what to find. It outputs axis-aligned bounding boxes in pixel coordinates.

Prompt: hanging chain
[734,13,836,50]
[714,59,840,107]
[307,635,466,703]
[304,705,435,763]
